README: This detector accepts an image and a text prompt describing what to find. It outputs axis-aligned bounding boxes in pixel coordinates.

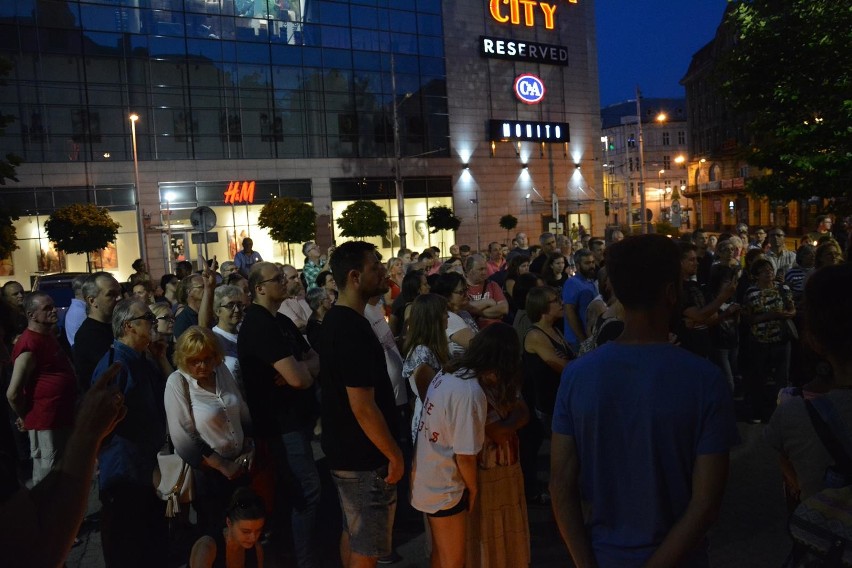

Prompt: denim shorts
[330,465,397,558]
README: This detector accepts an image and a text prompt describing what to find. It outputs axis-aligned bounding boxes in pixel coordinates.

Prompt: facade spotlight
[574,163,581,169]
[522,164,529,170]
[463,163,469,170]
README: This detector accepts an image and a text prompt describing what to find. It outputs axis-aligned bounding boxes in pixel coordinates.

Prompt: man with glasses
[173,269,215,340]
[212,285,247,389]
[73,272,122,393]
[278,264,313,334]
[7,293,77,485]
[749,228,767,250]
[92,299,173,568]
[530,232,557,275]
[765,228,796,277]
[238,262,321,568]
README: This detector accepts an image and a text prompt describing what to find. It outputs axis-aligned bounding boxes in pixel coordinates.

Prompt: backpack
[785,399,852,567]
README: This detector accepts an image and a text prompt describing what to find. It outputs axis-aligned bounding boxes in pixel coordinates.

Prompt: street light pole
[635,89,648,234]
[698,158,707,228]
[390,54,412,253]
[129,113,148,268]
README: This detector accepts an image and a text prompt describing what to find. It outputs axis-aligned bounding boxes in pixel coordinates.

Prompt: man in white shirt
[64,275,88,346]
[278,265,313,334]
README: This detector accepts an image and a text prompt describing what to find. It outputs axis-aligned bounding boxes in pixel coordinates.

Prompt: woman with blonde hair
[165,325,253,536]
[384,257,404,317]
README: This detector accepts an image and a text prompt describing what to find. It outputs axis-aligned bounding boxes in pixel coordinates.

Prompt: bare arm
[0,363,125,568]
[644,453,729,568]
[347,386,403,483]
[455,453,479,512]
[411,363,437,401]
[480,300,508,318]
[198,267,216,329]
[550,433,596,568]
[684,280,736,325]
[189,536,217,568]
[525,329,569,374]
[272,356,314,389]
[6,352,35,419]
[564,304,587,342]
[449,327,475,350]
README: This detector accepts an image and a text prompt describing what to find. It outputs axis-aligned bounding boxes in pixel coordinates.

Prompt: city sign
[488,119,570,142]
[224,180,256,204]
[513,74,545,104]
[488,0,578,30]
[480,36,568,66]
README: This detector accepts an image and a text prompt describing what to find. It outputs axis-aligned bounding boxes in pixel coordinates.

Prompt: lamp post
[635,89,649,234]
[698,158,707,228]
[129,113,148,268]
[390,54,413,252]
[658,169,665,221]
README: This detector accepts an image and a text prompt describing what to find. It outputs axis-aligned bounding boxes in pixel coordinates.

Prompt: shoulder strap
[805,399,852,474]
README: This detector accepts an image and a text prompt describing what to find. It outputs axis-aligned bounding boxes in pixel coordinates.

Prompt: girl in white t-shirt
[411,323,522,568]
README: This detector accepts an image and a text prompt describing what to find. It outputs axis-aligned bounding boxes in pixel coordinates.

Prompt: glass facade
[0,0,449,163]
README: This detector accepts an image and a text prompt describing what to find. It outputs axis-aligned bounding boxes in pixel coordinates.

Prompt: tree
[717,0,852,204]
[426,205,461,233]
[44,204,120,269]
[0,205,19,259]
[257,198,317,264]
[0,56,22,185]
[336,200,389,239]
[499,214,518,243]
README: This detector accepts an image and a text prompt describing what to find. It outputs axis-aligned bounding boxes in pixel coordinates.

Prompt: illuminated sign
[488,120,569,142]
[489,0,577,30]
[224,181,256,204]
[480,36,569,66]
[514,74,545,104]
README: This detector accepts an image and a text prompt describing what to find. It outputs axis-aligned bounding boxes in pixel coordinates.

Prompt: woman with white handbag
[165,325,254,536]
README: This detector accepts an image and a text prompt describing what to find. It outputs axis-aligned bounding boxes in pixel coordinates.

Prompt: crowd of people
[0,217,849,568]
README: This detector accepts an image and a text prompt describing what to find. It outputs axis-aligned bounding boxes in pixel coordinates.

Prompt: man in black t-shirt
[237,261,320,568]
[73,272,121,392]
[318,241,402,568]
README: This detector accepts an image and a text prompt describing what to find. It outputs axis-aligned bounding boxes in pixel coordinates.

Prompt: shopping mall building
[0,0,602,282]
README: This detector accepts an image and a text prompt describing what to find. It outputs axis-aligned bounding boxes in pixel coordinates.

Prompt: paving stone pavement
[63,423,790,568]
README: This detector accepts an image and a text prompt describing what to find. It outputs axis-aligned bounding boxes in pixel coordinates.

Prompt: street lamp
[129,113,148,268]
[698,158,707,228]
[390,54,413,252]
[635,88,649,234]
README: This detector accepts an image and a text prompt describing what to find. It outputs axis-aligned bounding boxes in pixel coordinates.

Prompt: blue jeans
[281,429,322,568]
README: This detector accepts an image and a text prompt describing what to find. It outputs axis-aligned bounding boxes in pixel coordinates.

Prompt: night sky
[595,0,730,106]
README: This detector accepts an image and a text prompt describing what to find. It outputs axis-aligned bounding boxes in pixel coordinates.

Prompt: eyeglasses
[157,315,176,323]
[219,302,245,312]
[126,312,157,324]
[186,356,215,368]
[259,274,285,285]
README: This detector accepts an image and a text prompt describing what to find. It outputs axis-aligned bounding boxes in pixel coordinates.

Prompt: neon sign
[224,181,256,204]
[489,0,577,30]
[514,74,545,104]
[488,120,570,142]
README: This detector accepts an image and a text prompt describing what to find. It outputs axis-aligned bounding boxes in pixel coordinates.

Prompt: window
[629,182,635,196]
[661,132,670,146]
[663,155,671,169]
[72,110,101,143]
[678,131,686,145]
[628,157,634,172]
[219,113,242,142]
[627,134,636,148]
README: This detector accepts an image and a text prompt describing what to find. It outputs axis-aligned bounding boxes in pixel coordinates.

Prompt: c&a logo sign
[513,74,545,104]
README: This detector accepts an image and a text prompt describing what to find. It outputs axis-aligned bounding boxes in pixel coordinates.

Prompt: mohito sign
[480,36,569,66]
[489,0,578,30]
[514,74,545,104]
[224,180,255,204]
[488,119,569,142]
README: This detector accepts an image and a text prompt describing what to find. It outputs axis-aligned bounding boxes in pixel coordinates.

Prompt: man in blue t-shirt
[550,234,739,568]
[562,249,597,351]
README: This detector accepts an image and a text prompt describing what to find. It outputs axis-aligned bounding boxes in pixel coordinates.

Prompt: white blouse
[164,364,252,466]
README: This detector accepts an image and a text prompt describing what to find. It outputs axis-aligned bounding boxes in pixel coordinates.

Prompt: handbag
[153,375,195,518]
[785,399,852,567]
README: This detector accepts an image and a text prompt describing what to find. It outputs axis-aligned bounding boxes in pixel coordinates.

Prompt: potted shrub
[44,203,120,271]
[258,197,317,264]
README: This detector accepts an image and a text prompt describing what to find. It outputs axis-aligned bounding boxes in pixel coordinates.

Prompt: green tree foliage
[44,204,120,255]
[257,197,317,245]
[426,205,461,233]
[718,0,852,203]
[0,206,19,259]
[0,57,22,185]
[336,200,389,238]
